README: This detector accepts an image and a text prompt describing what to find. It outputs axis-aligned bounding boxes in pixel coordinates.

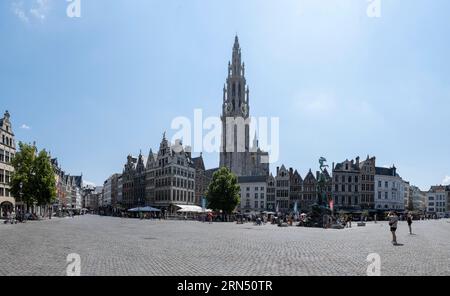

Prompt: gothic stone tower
[220,36,250,176]
[220,36,269,177]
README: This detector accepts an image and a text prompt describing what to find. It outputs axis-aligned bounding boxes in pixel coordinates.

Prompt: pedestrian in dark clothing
[407,213,413,234]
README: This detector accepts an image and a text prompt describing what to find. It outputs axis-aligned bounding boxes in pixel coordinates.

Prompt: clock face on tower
[224,103,232,115]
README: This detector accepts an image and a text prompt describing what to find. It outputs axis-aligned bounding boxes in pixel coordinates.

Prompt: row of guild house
[98,133,211,215]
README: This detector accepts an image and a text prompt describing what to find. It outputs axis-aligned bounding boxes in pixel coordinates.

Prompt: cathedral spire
[231,35,242,77]
[234,35,239,49]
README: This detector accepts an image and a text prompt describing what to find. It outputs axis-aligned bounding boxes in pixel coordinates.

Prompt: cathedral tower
[219,36,268,177]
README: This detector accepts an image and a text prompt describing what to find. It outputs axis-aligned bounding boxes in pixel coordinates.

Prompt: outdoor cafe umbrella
[128,206,161,212]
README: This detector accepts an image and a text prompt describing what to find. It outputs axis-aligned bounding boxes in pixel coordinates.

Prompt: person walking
[407,213,413,234]
[388,211,399,245]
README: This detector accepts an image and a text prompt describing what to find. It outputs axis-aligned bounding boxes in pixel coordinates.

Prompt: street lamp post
[19,182,23,222]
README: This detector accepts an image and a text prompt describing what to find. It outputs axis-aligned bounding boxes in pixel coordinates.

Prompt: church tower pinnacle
[222,35,249,119]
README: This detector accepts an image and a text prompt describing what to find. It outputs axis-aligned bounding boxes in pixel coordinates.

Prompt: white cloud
[442,176,450,185]
[11,0,51,23]
[12,1,29,23]
[20,124,31,130]
[29,0,50,21]
[83,180,96,188]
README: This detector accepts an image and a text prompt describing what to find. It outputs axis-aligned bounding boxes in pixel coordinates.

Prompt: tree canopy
[10,142,56,207]
[206,167,240,215]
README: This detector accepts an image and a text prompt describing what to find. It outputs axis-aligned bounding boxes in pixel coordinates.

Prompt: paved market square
[1,215,449,276]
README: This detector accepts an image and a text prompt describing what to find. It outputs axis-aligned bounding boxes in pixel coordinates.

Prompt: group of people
[3,211,17,224]
[2,210,43,224]
[388,211,414,245]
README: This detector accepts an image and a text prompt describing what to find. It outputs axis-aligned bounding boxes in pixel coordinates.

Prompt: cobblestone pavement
[1,215,449,276]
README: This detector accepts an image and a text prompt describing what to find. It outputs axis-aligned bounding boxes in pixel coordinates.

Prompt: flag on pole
[293,201,298,214]
[275,202,279,214]
[329,199,334,211]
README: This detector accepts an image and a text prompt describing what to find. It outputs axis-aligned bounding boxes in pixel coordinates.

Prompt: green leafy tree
[206,167,240,219]
[10,142,56,211]
[33,149,57,206]
[10,142,36,208]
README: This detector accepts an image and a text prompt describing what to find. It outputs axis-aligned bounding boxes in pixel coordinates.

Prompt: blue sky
[1,0,449,190]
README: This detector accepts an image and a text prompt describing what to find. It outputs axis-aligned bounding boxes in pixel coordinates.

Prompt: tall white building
[237,176,267,213]
[103,177,112,207]
[374,166,405,211]
[426,186,447,217]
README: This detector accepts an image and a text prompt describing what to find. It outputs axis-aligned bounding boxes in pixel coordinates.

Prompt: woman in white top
[388,211,399,245]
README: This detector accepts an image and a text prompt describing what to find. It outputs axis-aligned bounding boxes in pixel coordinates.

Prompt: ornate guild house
[0,111,16,217]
